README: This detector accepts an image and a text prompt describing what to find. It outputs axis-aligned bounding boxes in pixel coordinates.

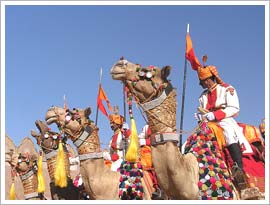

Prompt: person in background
[108,114,130,171]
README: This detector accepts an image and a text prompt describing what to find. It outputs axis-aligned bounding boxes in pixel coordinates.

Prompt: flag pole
[123,83,126,122]
[95,67,103,126]
[179,23,189,153]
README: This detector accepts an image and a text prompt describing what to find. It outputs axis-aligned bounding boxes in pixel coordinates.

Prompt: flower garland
[118,161,144,200]
[184,122,234,200]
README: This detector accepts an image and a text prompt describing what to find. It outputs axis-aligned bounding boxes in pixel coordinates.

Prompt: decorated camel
[31,120,81,200]
[45,107,153,199]
[6,137,47,200]
[110,58,265,200]
[5,135,24,200]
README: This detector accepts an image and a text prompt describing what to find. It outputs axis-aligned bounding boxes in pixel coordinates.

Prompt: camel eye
[44,133,49,139]
[52,135,58,140]
[146,72,153,78]
[65,115,71,122]
[139,71,145,77]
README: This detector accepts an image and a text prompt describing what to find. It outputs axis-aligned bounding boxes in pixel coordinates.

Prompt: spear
[95,67,103,126]
[179,23,189,152]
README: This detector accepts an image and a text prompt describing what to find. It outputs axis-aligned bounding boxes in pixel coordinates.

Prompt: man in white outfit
[194,64,252,190]
[108,114,130,171]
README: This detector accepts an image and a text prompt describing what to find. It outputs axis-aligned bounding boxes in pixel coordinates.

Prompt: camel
[110,58,199,199]
[110,58,264,200]
[5,135,24,200]
[31,120,81,200]
[45,107,152,200]
[7,137,46,200]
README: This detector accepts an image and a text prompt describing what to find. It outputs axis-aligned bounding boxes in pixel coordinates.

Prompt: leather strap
[140,83,173,111]
[79,152,103,161]
[73,126,93,148]
[45,150,58,160]
[151,132,179,146]
[25,192,39,200]
[20,169,35,181]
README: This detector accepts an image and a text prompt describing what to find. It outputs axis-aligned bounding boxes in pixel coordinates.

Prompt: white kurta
[199,83,252,154]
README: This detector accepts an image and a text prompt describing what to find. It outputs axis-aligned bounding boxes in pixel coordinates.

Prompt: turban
[197,65,224,85]
[109,114,125,125]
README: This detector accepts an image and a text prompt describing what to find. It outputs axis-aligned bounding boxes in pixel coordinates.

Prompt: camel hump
[5,135,17,163]
[5,134,16,153]
[17,137,38,159]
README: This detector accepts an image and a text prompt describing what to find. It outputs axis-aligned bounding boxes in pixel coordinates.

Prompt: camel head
[45,106,93,142]
[31,120,63,154]
[10,138,38,175]
[110,58,172,103]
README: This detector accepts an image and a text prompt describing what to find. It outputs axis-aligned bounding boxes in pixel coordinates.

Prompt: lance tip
[187,23,190,33]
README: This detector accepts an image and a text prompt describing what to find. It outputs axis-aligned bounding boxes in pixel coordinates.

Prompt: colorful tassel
[9,181,16,200]
[125,118,139,162]
[37,151,45,193]
[9,169,16,200]
[54,140,67,188]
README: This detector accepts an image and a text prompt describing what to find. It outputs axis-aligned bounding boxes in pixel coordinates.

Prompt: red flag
[97,86,113,118]
[185,33,202,70]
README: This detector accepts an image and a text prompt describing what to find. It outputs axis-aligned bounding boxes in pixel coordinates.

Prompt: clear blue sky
[4,3,267,150]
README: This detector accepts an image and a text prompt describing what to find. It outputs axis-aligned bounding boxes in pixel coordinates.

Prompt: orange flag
[185,33,202,70]
[97,86,113,118]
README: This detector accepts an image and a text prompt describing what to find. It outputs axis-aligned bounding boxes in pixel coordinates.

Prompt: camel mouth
[45,115,58,125]
[110,71,125,80]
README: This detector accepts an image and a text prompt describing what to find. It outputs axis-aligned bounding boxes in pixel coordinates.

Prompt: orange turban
[109,114,124,125]
[197,65,224,85]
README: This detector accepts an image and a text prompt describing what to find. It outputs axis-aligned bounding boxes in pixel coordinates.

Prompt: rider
[108,114,130,170]
[194,59,253,191]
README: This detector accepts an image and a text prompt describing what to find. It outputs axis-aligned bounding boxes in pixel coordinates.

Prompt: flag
[185,33,202,70]
[97,86,113,118]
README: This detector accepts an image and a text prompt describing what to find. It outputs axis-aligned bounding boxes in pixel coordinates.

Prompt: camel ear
[84,107,91,118]
[18,137,38,159]
[161,65,171,80]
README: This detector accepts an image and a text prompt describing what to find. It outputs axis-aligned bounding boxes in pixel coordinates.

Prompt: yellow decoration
[208,122,226,150]
[202,184,208,191]
[54,140,67,188]
[37,152,45,193]
[199,169,204,174]
[125,118,139,162]
[215,181,222,187]
[9,181,16,200]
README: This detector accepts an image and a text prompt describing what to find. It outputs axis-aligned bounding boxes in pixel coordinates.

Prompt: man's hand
[203,112,215,121]
[194,113,203,121]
